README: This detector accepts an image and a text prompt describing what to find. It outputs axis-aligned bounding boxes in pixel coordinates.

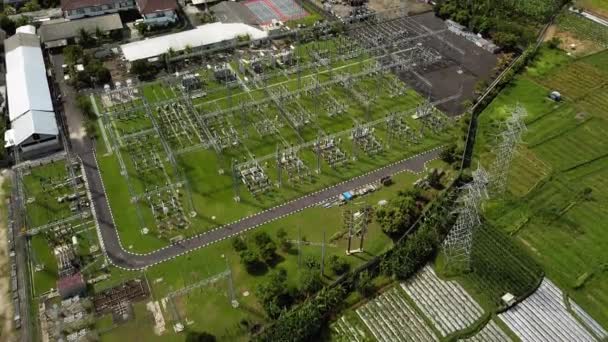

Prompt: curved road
[85,146,440,270]
[50,52,441,270]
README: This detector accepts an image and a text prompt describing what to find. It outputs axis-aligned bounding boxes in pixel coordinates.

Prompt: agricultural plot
[400,266,484,337]
[542,60,607,100]
[499,279,600,342]
[356,287,437,342]
[557,12,608,50]
[476,47,608,328]
[331,316,367,342]
[460,320,511,342]
[570,299,608,340]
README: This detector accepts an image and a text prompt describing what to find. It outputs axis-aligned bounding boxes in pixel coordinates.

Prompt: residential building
[61,0,136,20]
[136,0,178,26]
[38,13,124,48]
[61,0,178,26]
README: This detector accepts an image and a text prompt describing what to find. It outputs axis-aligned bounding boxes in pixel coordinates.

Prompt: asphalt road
[48,53,441,270]
[91,148,440,270]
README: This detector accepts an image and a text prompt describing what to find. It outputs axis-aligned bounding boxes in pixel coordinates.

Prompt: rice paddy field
[92,36,456,253]
[474,47,608,328]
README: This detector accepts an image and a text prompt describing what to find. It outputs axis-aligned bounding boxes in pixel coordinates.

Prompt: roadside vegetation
[434,0,567,49]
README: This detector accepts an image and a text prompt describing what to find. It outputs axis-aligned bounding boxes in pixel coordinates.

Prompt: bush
[130,60,159,81]
[76,95,95,119]
[328,255,350,275]
[256,268,294,319]
[356,270,375,297]
[240,250,262,273]
[376,191,421,238]
[185,331,216,342]
[298,270,323,297]
[232,237,247,252]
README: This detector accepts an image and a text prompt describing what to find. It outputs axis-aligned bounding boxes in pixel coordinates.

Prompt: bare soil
[0,170,16,342]
[368,0,431,14]
[544,24,604,57]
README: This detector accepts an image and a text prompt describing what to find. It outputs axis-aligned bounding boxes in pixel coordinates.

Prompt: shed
[38,14,123,48]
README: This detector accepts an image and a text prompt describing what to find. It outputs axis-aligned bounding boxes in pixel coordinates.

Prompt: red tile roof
[61,0,115,11]
[136,0,177,15]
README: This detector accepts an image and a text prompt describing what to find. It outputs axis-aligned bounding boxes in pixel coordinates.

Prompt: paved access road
[88,148,440,270]
[48,53,441,269]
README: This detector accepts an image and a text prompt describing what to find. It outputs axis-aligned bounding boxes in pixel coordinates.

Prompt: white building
[3,26,60,157]
[120,22,268,62]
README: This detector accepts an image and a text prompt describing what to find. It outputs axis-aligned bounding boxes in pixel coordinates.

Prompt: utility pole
[321,229,326,275]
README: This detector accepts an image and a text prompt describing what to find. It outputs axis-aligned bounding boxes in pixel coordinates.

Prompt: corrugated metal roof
[38,14,123,43]
[61,0,115,11]
[4,110,59,147]
[5,43,54,121]
[136,0,177,14]
[3,27,58,148]
[120,22,268,61]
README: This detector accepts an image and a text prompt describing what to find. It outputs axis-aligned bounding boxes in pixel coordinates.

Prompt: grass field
[94,40,455,253]
[95,165,452,341]
[474,47,608,328]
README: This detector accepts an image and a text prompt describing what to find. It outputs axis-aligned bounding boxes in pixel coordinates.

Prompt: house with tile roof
[61,0,177,26]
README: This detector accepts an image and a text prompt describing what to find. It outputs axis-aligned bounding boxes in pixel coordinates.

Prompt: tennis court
[245,0,308,24]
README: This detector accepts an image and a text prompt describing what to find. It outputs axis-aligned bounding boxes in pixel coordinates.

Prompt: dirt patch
[0,170,16,342]
[575,111,588,122]
[368,0,431,14]
[543,24,602,57]
[543,24,558,41]
[556,30,604,57]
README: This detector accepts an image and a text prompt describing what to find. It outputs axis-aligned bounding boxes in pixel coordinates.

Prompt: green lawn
[96,168,452,341]
[474,46,608,328]
[95,51,454,253]
[22,161,80,228]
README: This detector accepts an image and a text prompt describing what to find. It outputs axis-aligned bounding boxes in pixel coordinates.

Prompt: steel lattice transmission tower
[443,166,489,268]
[489,104,528,194]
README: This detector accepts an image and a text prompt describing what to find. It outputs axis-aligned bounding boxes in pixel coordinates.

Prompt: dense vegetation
[434,0,566,48]
[256,182,462,341]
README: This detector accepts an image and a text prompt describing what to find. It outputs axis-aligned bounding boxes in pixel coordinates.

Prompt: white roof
[121,23,268,61]
[5,43,53,121]
[4,110,59,147]
[4,29,58,148]
[16,25,36,35]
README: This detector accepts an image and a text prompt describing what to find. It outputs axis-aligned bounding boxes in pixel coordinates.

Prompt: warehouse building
[3,26,60,157]
[120,22,268,61]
